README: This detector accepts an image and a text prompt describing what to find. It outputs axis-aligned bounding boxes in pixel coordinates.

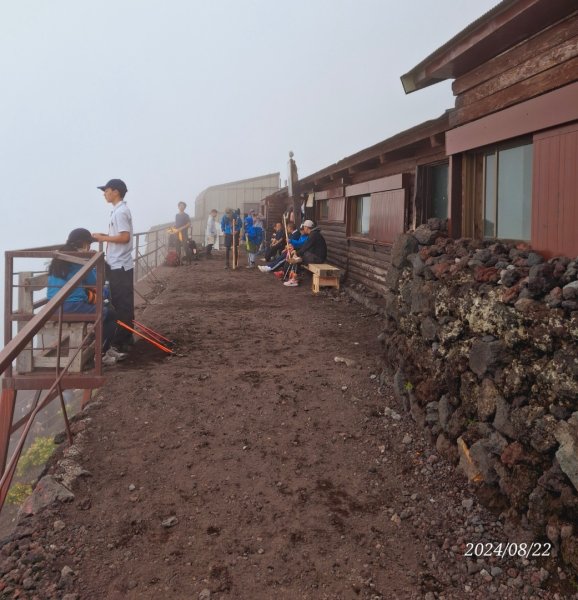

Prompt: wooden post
[16,272,34,374]
[134,233,140,282]
[81,389,92,409]
[0,389,16,477]
[154,230,159,269]
[448,154,463,239]
[288,152,301,228]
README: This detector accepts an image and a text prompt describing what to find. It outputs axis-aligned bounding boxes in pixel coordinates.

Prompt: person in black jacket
[296,220,327,264]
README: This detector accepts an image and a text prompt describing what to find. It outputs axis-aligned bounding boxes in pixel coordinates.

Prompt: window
[417,162,449,223]
[483,141,532,240]
[318,199,329,221]
[429,163,448,220]
[352,195,371,236]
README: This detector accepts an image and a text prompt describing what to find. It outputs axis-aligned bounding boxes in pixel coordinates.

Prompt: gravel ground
[1,257,576,599]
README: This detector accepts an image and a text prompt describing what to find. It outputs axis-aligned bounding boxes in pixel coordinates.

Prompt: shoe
[106,347,128,361]
[259,258,267,262]
[283,280,299,287]
[102,354,117,366]
[258,266,271,273]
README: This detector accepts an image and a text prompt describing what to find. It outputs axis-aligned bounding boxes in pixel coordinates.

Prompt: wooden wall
[262,192,288,236]
[532,121,578,258]
[451,11,578,127]
[316,171,413,295]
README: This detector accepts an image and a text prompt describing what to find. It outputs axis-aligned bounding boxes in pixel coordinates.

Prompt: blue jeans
[266,255,287,270]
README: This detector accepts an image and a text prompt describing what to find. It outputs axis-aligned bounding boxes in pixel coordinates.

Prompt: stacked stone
[381,219,578,571]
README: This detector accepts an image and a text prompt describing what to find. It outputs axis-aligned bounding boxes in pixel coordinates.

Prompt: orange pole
[116,320,174,354]
[132,320,173,344]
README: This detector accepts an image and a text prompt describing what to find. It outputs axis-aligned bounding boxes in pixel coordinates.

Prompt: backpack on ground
[165,250,180,267]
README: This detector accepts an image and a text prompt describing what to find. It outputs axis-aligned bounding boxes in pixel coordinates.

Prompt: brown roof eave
[400,0,577,94]
[299,113,449,187]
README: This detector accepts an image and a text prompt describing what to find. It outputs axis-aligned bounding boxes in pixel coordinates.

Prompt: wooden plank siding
[369,190,406,244]
[455,36,578,109]
[327,198,345,222]
[346,242,391,294]
[449,12,578,128]
[315,179,410,295]
[450,55,578,127]
[452,12,578,95]
[532,121,578,258]
[261,189,288,235]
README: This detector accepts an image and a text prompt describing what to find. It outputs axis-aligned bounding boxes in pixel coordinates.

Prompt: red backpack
[165,250,180,267]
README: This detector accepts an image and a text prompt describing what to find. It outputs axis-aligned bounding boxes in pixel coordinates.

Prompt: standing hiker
[92,178,135,353]
[206,208,218,258]
[220,208,242,269]
[245,214,264,268]
[174,201,193,264]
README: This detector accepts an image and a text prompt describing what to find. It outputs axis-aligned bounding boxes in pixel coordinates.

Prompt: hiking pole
[116,320,174,354]
[132,319,175,347]
[232,217,238,270]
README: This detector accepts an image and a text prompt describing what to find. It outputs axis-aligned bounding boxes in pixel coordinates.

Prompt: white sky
[0,0,499,332]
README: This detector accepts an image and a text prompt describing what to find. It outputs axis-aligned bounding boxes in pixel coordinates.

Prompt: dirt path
[2,256,575,600]
[67,260,427,599]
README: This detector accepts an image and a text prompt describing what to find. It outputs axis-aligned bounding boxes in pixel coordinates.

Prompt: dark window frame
[349,194,371,238]
[463,136,533,241]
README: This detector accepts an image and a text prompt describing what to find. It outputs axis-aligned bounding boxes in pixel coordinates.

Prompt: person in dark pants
[264,222,286,261]
[295,219,327,264]
[174,201,193,264]
[92,178,135,353]
[206,208,218,257]
[220,208,242,269]
[47,228,124,366]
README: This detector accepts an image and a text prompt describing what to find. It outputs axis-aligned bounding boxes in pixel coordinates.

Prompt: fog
[0,0,499,339]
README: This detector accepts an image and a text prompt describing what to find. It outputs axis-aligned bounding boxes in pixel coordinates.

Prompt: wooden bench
[15,272,96,374]
[303,263,341,294]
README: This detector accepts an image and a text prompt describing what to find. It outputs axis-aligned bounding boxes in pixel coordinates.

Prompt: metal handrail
[0,227,167,514]
[0,249,105,511]
[1,252,103,372]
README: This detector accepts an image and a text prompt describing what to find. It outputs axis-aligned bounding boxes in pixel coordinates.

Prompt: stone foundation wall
[379,219,578,570]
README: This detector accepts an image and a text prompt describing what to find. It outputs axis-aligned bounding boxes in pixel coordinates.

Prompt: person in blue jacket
[244,210,255,231]
[245,214,264,268]
[258,223,307,273]
[221,208,242,269]
[47,228,123,365]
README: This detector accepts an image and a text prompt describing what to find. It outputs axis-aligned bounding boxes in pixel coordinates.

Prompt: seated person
[293,220,327,265]
[258,223,305,273]
[283,220,327,287]
[264,223,286,261]
[47,228,124,366]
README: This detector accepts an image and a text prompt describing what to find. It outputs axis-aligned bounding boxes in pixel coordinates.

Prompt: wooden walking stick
[231,213,237,270]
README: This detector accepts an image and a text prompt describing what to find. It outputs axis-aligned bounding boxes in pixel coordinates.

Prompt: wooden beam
[429,133,445,148]
[447,80,578,153]
[450,56,578,127]
[452,13,578,95]
[0,390,16,475]
[448,155,463,239]
[456,34,578,109]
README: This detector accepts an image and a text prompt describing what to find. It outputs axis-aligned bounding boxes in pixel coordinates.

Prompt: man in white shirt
[92,179,134,353]
[205,208,218,258]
